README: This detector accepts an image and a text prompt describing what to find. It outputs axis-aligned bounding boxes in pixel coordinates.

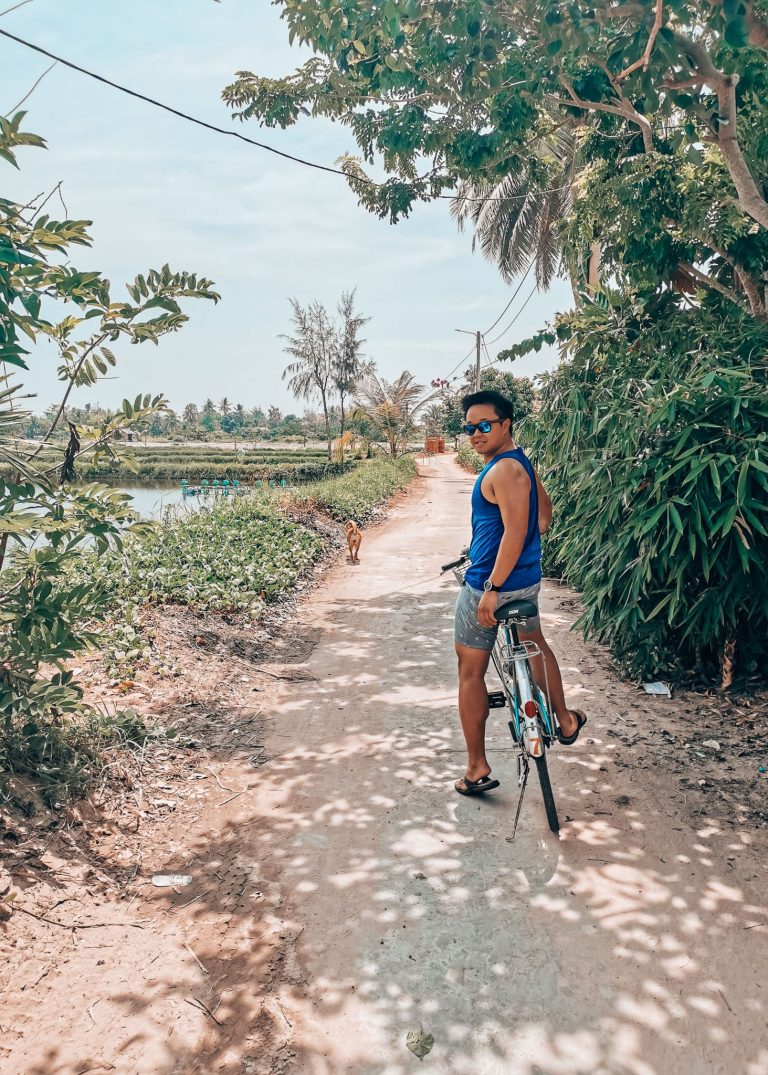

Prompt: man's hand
[478,590,499,628]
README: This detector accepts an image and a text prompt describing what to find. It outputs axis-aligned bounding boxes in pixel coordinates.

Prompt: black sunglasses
[463,418,504,436]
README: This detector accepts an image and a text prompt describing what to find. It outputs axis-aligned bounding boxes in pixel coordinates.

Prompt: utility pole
[455,327,484,389]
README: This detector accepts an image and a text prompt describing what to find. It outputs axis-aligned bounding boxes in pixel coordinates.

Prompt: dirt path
[2,454,766,1075]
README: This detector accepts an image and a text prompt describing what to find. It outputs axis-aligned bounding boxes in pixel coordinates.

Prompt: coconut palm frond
[352,368,426,456]
[452,126,582,291]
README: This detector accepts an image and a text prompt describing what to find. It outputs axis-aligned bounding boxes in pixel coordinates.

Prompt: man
[453,390,587,796]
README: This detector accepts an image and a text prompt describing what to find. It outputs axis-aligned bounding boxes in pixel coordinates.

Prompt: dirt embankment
[1,454,766,1075]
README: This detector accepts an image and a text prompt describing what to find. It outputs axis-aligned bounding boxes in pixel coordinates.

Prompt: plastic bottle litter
[151,873,192,888]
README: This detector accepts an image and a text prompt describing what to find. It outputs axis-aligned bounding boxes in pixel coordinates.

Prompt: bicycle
[442,549,561,837]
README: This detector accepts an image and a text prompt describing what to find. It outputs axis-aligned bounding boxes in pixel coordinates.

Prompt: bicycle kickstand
[510,753,530,841]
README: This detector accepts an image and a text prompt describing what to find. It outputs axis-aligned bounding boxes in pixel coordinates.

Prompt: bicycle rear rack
[500,639,542,666]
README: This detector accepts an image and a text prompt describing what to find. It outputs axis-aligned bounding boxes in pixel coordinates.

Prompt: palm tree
[450,127,584,292]
[282,298,336,459]
[422,402,445,438]
[219,396,231,417]
[352,369,426,457]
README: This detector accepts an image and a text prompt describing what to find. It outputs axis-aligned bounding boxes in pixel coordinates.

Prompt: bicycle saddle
[495,599,538,625]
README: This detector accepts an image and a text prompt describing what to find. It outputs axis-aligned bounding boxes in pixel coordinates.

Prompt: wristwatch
[483,579,502,592]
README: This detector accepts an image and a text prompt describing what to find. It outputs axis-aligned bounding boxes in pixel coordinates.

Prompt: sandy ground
[1,453,766,1075]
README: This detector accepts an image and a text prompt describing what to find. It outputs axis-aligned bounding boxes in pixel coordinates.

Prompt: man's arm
[477,460,530,627]
[535,469,553,535]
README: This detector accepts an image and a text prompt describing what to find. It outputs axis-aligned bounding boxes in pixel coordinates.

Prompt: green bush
[288,456,417,523]
[455,439,483,473]
[87,493,326,617]
[522,294,768,682]
[74,459,355,483]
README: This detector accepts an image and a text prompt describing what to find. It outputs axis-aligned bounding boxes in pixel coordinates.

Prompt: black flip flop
[455,774,501,796]
[557,709,587,746]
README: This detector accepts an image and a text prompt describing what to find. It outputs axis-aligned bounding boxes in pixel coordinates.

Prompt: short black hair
[461,389,515,424]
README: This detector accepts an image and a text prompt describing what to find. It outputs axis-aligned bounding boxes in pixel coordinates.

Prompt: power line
[0,28,358,180]
[0,28,574,205]
[484,282,539,347]
[438,269,537,390]
[442,343,477,385]
[482,260,535,336]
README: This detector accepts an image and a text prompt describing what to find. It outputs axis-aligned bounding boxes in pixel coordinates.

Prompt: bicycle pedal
[487,691,507,709]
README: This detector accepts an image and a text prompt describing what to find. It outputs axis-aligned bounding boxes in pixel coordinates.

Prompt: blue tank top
[465,447,542,592]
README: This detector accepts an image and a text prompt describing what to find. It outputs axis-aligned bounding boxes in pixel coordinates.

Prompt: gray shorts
[454,581,541,651]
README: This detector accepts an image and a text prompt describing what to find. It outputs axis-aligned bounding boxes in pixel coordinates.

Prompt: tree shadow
[6,460,767,1075]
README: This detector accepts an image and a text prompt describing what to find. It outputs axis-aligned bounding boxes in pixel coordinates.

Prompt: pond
[119,483,203,518]
[118,483,249,518]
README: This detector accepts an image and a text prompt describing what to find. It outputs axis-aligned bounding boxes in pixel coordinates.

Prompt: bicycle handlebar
[441,553,468,573]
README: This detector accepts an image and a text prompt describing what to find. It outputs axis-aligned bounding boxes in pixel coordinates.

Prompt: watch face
[484,580,492,591]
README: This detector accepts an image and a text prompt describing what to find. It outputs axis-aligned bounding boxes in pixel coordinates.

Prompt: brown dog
[345,520,362,564]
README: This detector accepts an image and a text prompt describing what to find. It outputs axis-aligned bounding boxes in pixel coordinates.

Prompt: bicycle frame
[443,548,561,837]
[492,625,557,758]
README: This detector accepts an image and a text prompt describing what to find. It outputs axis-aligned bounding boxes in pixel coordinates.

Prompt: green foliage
[66,458,417,683]
[522,293,768,681]
[0,480,161,803]
[288,456,417,522]
[0,705,163,809]
[476,368,536,423]
[0,116,216,803]
[70,458,356,484]
[282,297,338,456]
[434,368,535,444]
[352,370,425,456]
[455,439,482,474]
[450,127,578,290]
[223,0,768,242]
[86,493,326,618]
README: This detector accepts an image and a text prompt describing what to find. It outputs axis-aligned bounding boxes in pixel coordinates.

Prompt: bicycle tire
[534,753,560,833]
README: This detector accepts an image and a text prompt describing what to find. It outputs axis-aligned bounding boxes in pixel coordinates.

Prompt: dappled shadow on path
[15,457,768,1075]
[25,572,763,1075]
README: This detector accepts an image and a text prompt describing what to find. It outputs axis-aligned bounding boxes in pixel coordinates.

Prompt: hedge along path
[75,458,417,680]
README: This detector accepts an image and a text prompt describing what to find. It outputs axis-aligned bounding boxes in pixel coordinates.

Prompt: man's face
[465,404,509,455]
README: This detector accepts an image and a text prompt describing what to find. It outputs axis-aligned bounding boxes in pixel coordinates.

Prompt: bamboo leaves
[522,292,768,681]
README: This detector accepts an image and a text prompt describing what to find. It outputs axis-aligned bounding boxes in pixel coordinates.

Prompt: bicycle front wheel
[534,754,560,833]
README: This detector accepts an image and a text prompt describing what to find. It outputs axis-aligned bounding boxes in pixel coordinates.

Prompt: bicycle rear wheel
[534,753,560,833]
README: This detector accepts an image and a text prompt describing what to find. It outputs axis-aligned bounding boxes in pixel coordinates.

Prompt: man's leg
[518,625,579,739]
[455,643,494,784]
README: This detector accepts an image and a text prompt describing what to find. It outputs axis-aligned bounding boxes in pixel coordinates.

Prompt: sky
[1,0,572,416]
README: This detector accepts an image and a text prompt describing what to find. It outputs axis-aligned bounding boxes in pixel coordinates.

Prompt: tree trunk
[716,75,768,232]
[321,392,332,461]
[587,241,602,290]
